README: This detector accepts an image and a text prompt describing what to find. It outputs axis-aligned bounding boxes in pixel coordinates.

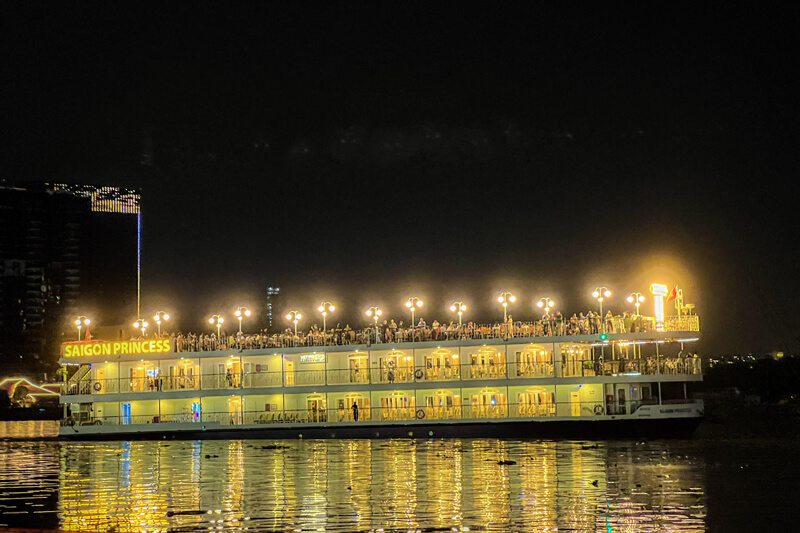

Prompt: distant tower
[265,287,281,332]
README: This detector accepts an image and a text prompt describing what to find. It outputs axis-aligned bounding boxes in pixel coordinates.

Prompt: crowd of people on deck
[134,309,662,352]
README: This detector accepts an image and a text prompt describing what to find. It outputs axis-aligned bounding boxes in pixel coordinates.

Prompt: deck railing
[169,314,700,352]
[63,399,703,427]
[65,357,702,396]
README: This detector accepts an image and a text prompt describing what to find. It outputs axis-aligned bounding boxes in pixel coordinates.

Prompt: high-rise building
[265,286,281,332]
[0,182,140,373]
[47,184,141,326]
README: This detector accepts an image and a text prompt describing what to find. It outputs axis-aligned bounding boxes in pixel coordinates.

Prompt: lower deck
[60,400,703,440]
[62,376,702,438]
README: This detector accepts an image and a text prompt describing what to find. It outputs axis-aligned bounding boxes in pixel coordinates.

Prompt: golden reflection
[517,441,558,529]
[224,441,244,519]
[372,440,418,530]
[295,440,329,530]
[552,442,607,531]
[345,440,372,529]
[60,442,170,532]
[258,440,296,530]
[469,440,511,527]
[421,439,463,528]
[39,439,709,531]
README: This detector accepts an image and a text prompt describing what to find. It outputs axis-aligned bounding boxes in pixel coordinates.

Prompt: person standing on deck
[352,401,359,422]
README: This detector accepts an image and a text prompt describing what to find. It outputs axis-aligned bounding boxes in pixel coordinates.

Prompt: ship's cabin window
[130,362,159,391]
[380,350,413,382]
[380,391,415,420]
[338,392,371,421]
[425,348,460,380]
[348,353,369,383]
[515,344,552,377]
[517,387,555,417]
[423,389,461,419]
[306,393,326,422]
[469,347,506,378]
[561,344,591,377]
[214,357,251,388]
[471,388,507,418]
[165,359,199,390]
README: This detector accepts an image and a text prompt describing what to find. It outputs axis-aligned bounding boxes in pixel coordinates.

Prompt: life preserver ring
[414,369,424,380]
[93,382,102,392]
[594,404,605,415]
[415,409,425,420]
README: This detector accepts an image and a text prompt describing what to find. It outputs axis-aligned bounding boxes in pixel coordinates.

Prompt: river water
[0,422,794,532]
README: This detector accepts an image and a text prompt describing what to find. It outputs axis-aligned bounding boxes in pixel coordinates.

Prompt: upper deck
[60,313,699,363]
[59,320,701,403]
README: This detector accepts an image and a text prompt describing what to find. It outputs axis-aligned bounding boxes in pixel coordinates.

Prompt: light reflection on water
[0,435,710,532]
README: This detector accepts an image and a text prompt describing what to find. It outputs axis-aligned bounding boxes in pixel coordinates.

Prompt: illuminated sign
[300,354,326,364]
[650,283,667,331]
[650,283,668,296]
[62,339,173,358]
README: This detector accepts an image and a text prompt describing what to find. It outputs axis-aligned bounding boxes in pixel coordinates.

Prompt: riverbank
[695,396,800,438]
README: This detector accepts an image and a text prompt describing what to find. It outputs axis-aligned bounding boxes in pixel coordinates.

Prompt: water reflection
[0,438,708,532]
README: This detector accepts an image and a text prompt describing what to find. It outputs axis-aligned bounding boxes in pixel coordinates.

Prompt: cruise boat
[57,312,703,439]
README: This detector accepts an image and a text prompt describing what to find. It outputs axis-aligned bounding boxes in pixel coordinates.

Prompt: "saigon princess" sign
[61,339,173,358]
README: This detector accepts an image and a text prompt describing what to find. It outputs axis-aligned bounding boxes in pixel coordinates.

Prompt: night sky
[2,3,798,355]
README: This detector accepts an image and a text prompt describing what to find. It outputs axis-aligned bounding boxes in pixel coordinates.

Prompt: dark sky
[2,2,798,355]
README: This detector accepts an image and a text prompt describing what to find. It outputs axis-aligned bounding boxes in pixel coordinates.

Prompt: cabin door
[307,397,326,422]
[344,394,370,421]
[616,386,627,414]
[242,362,252,388]
[570,391,581,417]
[285,361,295,386]
[228,397,242,425]
[349,356,366,383]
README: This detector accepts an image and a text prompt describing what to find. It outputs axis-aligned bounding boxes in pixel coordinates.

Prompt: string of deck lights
[73,285,693,338]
